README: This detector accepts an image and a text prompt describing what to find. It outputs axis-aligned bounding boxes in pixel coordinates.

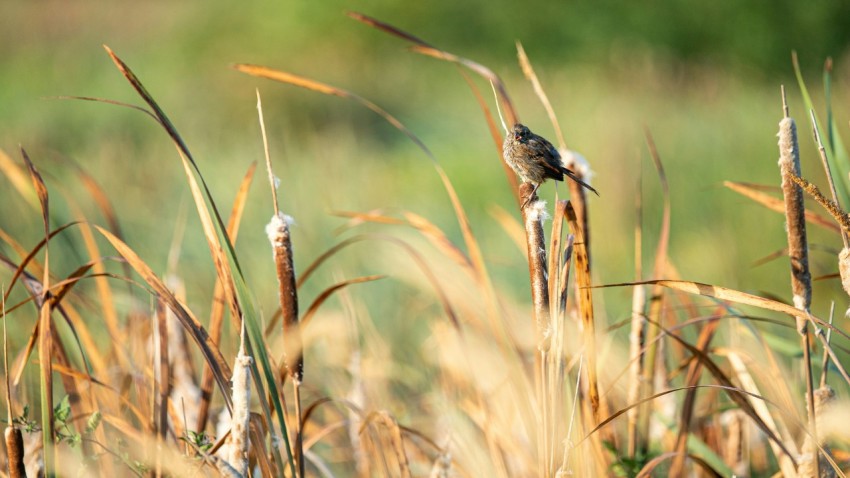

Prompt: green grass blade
[792,53,850,208]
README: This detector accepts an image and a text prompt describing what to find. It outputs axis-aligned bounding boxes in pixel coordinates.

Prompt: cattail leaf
[0,148,38,209]
[295,234,460,330]
[301,275,386,327]
[597,279,850,344]
[724,181,840,233]
[197,162,256,433]
[21,147,55,474]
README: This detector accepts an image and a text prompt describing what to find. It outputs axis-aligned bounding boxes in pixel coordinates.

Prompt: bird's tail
[562,167,599,196]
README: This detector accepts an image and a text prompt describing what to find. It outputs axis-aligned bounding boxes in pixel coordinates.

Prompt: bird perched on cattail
[503,123,598,207]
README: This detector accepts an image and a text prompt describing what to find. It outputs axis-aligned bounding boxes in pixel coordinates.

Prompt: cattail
[228,329,253,477]
[266,212,303,382]
[777,112,811,331]
[5,426,26,478]
[778,92,820,477]
[519,182,551,351]
[799,386,837,478]
[839,248,850,297]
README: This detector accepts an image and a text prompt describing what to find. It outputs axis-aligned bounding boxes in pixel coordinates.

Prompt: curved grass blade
[724,181,840,233]
[301,275,385,328]
[104,46,293,474]
[635,452,723,478]
[21,148,56,475]
[578,384,796,467]
[296,234,460,329]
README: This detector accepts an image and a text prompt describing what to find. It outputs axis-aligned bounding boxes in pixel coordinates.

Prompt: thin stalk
[819,305,834,388]
[626,164,645,457]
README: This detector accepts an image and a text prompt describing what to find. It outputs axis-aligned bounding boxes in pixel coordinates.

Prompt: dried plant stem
[565,203,605,428]
[787,174,850,231]
[819,306,834,388]
[257,90,279,217]
[808,108,848,247]
[777,94,817,478]
[154,302,170,478]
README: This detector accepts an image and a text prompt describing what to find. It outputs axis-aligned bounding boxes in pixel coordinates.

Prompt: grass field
[2,3,850,477]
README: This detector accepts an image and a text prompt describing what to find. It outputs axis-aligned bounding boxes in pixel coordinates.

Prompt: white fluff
[559,149,594,183]
[526,200,550,223]
[265,212,295,247]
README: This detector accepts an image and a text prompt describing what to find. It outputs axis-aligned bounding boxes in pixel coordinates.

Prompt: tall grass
[1,13,849,478]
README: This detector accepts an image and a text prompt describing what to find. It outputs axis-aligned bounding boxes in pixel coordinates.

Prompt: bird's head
[511,123,531,143]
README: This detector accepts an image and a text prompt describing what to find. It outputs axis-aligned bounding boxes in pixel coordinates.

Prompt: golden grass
[1,13,849,478]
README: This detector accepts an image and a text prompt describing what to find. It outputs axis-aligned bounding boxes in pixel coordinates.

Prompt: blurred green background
[2,1,850,352]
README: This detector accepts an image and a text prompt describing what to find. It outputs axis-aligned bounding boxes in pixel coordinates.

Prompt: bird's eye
[514,133,522,141]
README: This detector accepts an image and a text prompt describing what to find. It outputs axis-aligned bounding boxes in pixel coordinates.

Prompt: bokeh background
[3,1,850,366]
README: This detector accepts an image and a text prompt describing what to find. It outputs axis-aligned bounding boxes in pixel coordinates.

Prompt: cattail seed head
[228,343,253,476]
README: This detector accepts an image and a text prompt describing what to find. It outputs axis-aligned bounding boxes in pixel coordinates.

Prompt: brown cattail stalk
[5,427,26,478]
[777,88,817,478]
[266,220,303,356]
[519,183,551,475]
[267,211,306,476]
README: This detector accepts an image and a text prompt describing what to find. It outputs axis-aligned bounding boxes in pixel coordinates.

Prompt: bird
[502,123,598,207]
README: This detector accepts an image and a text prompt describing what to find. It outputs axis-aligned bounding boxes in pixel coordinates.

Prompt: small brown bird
[503,123,598,207]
